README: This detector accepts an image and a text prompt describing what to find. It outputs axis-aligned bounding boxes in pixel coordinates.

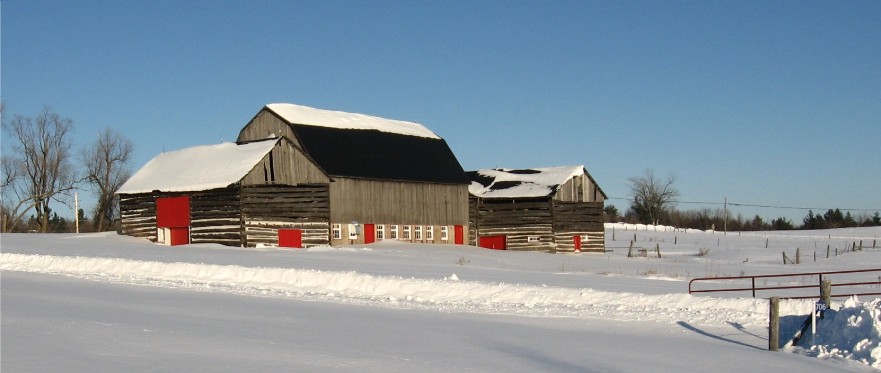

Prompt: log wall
[469,198,604,252]
[240,184,330,247]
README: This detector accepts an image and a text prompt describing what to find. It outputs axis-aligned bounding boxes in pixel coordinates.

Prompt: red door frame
[364,223,376,244]
[454,225,464,245]
[574,235,582,252]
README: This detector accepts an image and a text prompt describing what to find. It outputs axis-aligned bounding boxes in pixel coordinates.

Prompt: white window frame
[440,226,449,241]
[403,225,411,240]
[348,224,359,240]
[414,225,422,241]
[389,225,399,240]
[376,224,385,240]
[332,224,342,240]
[528,236,540,243]
[425,226,434,241]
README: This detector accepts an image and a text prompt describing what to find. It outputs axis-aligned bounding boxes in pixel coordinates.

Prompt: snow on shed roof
[266,103,440,139]
[117,139,278,194]
[467,165,586,198]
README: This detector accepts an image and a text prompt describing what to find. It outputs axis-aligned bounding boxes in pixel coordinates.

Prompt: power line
[606,197,880,213]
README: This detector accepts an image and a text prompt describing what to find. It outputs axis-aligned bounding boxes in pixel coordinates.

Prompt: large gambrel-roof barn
[467,165,607,252]
[118,103,471,248]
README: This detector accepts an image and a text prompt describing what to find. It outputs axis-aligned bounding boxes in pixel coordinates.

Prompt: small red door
[364,224,376,244]
[478,235,506,250]
[169,227,190,246]
[279,229,303,248]
[454,225,464,245]
[574,235,582,252]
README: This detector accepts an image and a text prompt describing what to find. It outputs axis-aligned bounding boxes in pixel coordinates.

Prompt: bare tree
[628,169,679,226]
[2,107,77,232]
[80,128,134,231]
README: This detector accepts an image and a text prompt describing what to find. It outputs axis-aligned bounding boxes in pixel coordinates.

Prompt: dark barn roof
[292,125,469,184]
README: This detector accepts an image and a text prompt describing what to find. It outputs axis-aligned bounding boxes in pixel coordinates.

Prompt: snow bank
[798,297,881,369]
[2,253,770,325]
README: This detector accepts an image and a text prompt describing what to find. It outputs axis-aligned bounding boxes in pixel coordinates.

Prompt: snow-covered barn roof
[258,103,469,185]
[117,139,278,194]
[467,165,591,198]
[266,103,440,139]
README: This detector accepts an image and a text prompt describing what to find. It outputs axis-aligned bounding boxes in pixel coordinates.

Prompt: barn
[467,165,606,252]
[117,103,470,247]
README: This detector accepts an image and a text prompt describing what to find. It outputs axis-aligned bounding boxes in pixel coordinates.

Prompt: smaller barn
[467,165,606,252]
[117,137,331,248]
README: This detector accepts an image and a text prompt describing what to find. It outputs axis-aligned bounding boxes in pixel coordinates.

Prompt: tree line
[604,169,880,231]
[2,105,133,233]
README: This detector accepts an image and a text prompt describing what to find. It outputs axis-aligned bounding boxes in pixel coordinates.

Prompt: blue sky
[3,0,880,223]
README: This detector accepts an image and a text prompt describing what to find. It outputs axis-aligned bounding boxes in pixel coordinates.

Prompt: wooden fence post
[628,240,634,258]
[656,243,661,258]
[820,279,832,306]
[769,297,780,351]
[796,248,801,264]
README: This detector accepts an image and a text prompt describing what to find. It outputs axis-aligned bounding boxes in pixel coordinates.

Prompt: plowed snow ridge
[2,253,794,326]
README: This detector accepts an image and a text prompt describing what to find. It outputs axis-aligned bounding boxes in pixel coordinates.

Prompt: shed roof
[263,104,469,185]
[117,139,278,194]
[467,165,603,199]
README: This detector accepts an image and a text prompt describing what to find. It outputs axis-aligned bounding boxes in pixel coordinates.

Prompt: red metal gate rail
[688,268,881,299]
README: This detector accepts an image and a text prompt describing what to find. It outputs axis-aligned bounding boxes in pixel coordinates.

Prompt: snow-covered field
[2,224,880,372]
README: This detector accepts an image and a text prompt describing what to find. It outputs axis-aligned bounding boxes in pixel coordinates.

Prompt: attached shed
[117,138,331,247]
[467,165,607,252]
[236,103,471,246]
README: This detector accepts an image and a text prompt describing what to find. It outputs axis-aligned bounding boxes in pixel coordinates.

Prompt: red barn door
[573,235,582,252]
[279,229,303,248]
[454,225,464,245]
[364,224,376,244]
[156,196,190,246]
[478,235,506,250]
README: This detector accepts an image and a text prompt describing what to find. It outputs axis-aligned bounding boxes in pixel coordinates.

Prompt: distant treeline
[604,205,881,231]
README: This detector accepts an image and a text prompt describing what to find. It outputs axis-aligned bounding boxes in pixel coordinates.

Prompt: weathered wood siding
[190,187,242,246]
[553,173,604,203]
[239,140,330,186]
[469,197,605,252]
[119,187,243,245]
[237,109,300,147]
[469,199,556,251]
[119,193,159,241]
[329,178,468,225]
[552,201,604,252]
[241,184,330,247]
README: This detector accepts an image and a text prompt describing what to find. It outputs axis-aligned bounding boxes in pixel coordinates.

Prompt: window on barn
[348,224,359,240]
[440,226,449,241]
[332,224,342,240]
[426,226,434,241]
[528,236,540,243]
[403,225,411,240]
[376,225,385,240]
[414,226,422,241]
[389,225,399,240]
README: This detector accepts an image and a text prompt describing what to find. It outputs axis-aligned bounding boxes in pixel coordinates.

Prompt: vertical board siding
[237,110,299,147]
[329,178,468,225]
[240,184,330,247]
[239,141,330,186]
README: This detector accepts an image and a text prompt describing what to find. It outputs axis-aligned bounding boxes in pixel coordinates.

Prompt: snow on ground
[2,225,881,372]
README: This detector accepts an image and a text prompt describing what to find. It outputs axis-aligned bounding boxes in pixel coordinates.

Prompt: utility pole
[723,197,728,235]
[75,192,80,234]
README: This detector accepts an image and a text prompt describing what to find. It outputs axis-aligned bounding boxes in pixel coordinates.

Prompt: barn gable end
[467,166,606,253]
